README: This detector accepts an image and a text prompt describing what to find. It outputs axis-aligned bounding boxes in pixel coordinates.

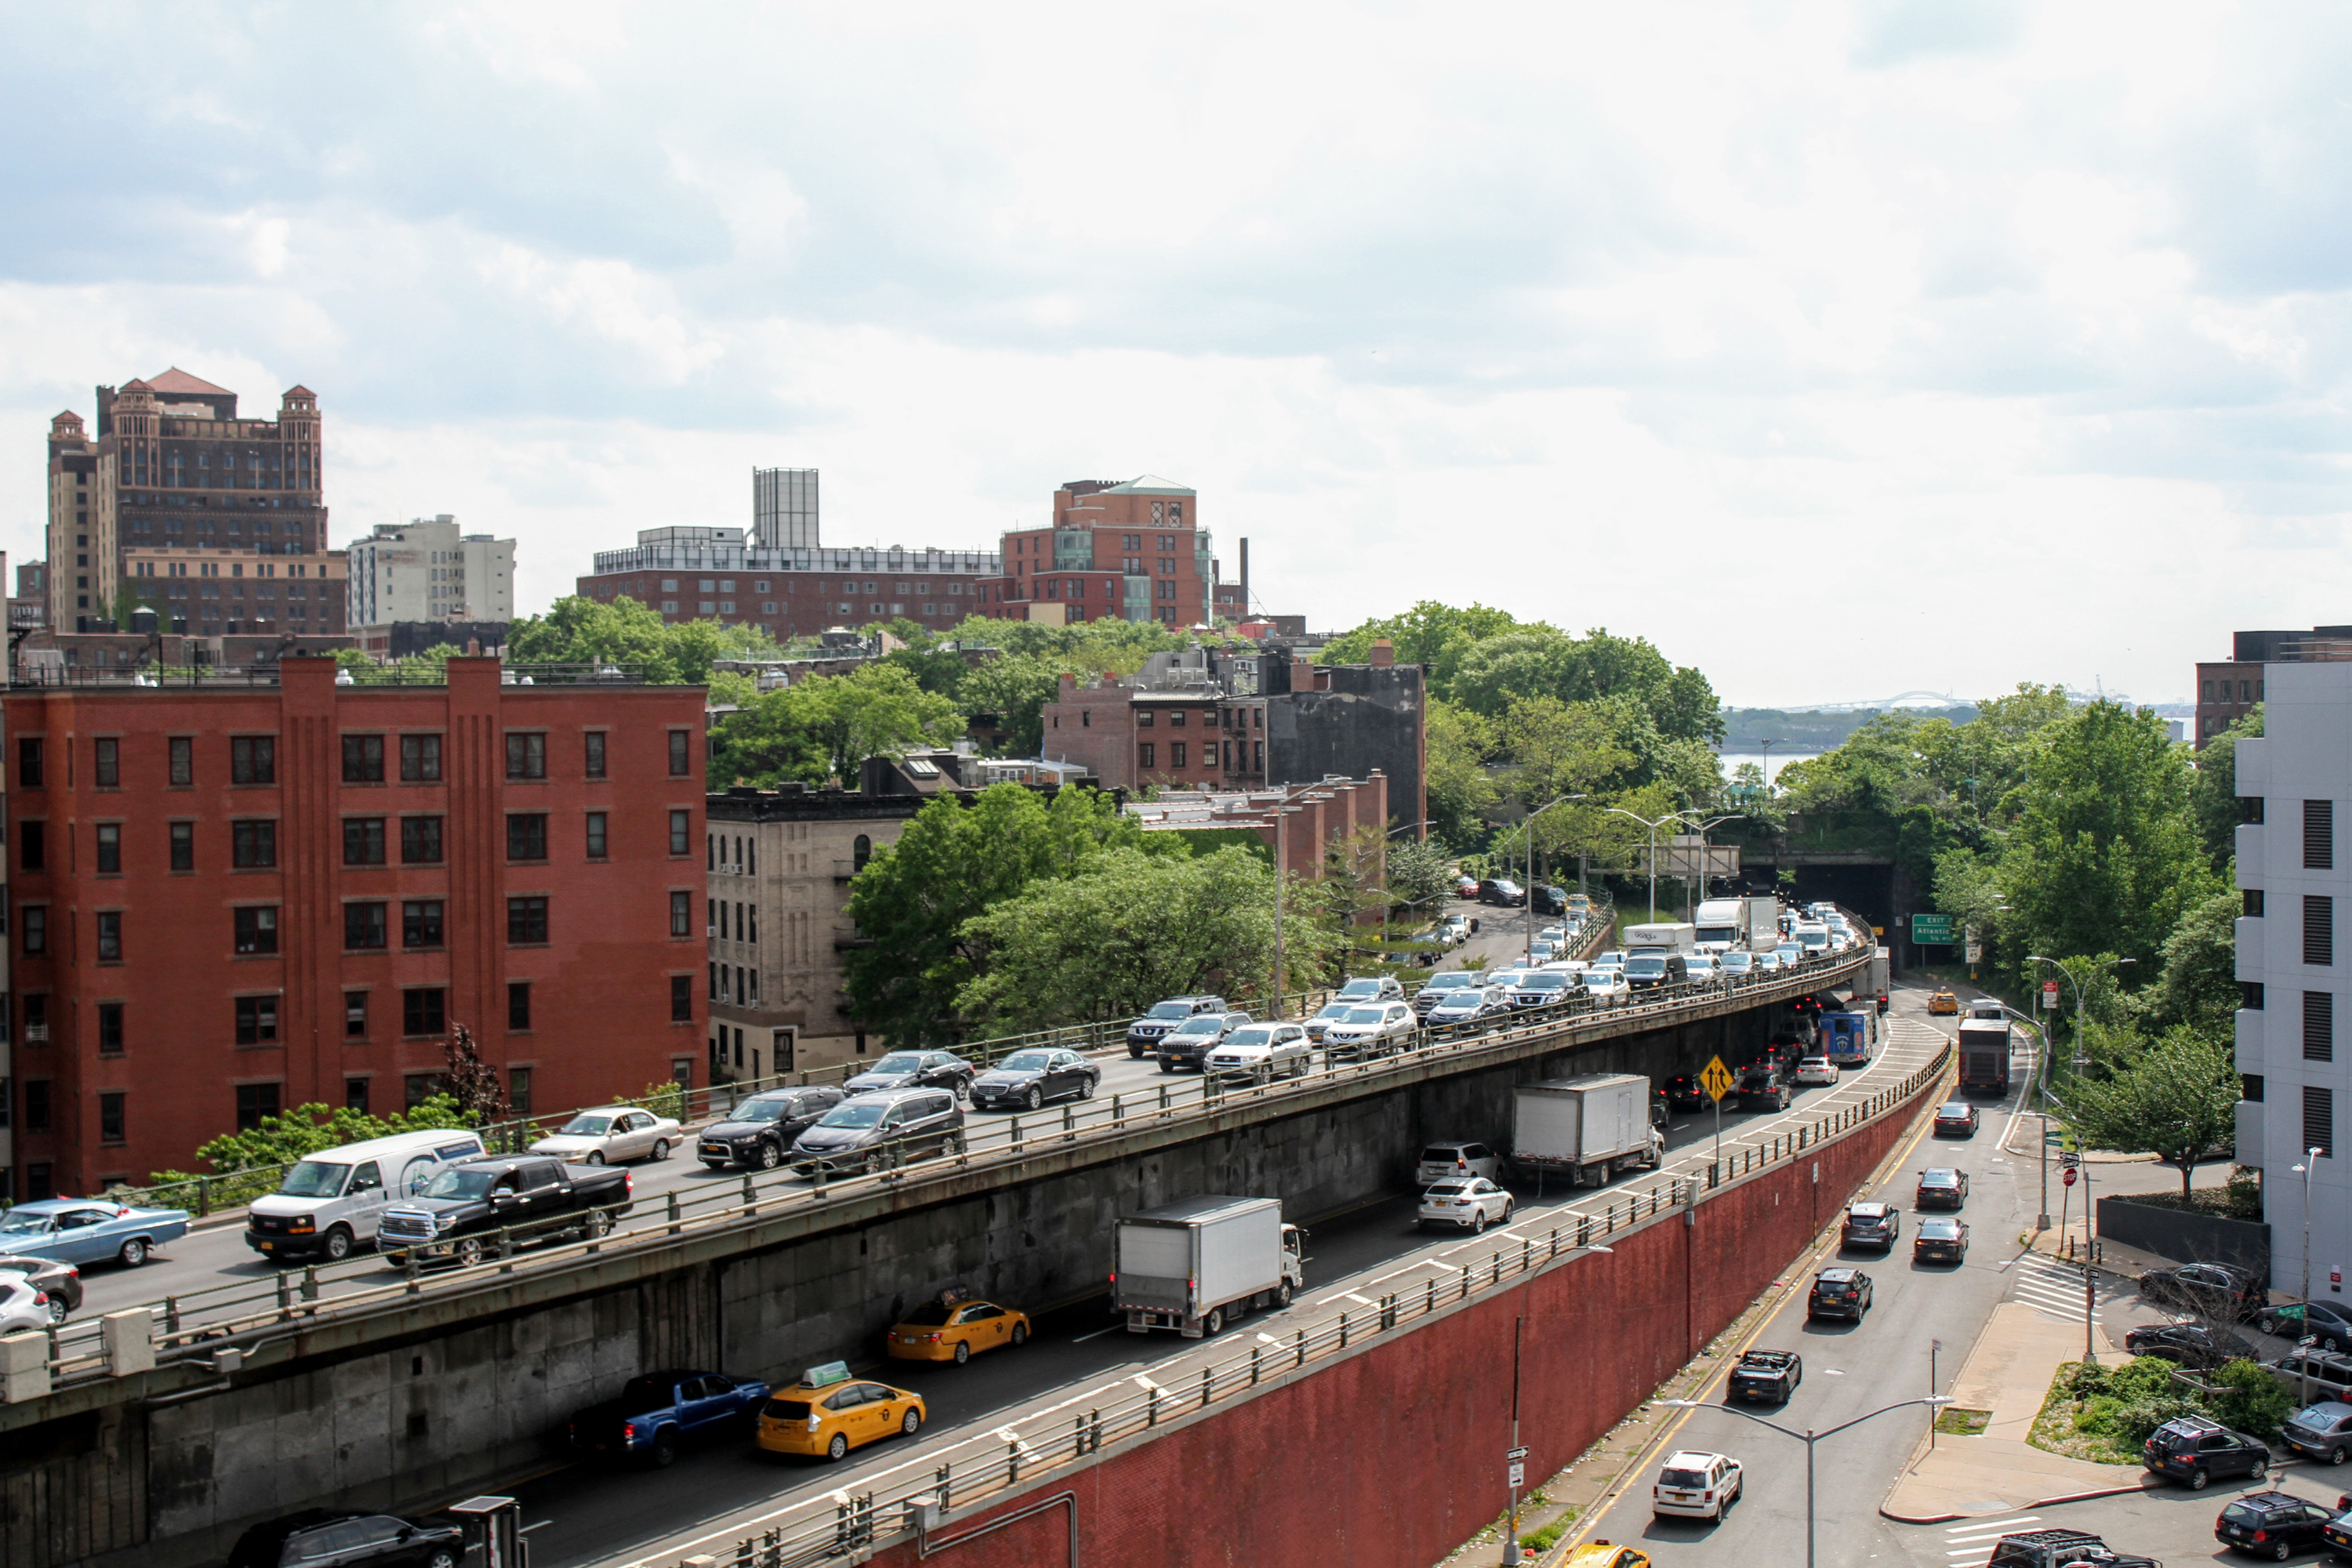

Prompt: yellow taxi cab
[1927,988,1960,1015]
[1563,1544,1652,1568]
[886,1288,1031,1365]
[754,1363,926,1462]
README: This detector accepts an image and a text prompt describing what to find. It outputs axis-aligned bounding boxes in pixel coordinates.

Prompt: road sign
[1911,913,1955,944]
[2060,1150,2081,1170]
[1506,1446,1530,1461]
[1507,1461,1525,1489]
[2042,980,2060,1011]
[2062,1167,2077,1187]
[1700,1055,1737,1104]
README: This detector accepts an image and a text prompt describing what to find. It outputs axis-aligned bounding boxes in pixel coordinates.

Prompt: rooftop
[143,367,235,397]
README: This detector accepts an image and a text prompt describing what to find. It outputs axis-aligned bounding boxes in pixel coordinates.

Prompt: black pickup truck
[376,1156,632,1268]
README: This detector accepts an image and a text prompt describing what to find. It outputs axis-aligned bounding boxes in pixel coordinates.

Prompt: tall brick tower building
[985,477,1227,626]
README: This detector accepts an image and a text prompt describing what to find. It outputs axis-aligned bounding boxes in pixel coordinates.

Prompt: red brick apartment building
[985,477,1225,626]
[3,656,706,1197]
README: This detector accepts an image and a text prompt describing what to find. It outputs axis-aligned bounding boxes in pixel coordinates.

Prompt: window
[671,974,693,1022]
[401,734,442,781]
[505,731,546,779]
[402,900,445,949]
[1139,742,1156,768]
[20,907,44,956]
[507,896,549,944]
[16,739,40,788]
[20,822,42,873]
[23,1080,46,1131]
[343,817,386,866]
[403,988,446,1036]
[2247,889,2267,918]
[169,821,194,871]
[231,735,275,784]
[169,736,191,786]
[97,1003,123,1055]
[96,822,120,873]
[235,996,280,1046]
[2310,800,2337,870]
[344,902,387,950]
[508,1067,532,1116]
[346,1076,370,1112]
[506,814,548,861]
[403,1073,443,1109]
[2245,981,2267,1010]
[508,982,532,1030]
[2310,895,2336,967]
[1171,742,1187,770]
[96,910,122,961]
[670,810,691,855]
[98,1092,124,1145]
[2308,993,2335,1062]
[1169,709,1187,727]
[2308,1083,2336,1160]
[342,735,385,783]
[853,833,873,871]
[401,816,444,864]
[669,731,691,777]
[93,737,118,788]
[586,811,608,858]
[232,820,278,868]
[671,891,692,937]
[585,732,607,779]
[1138,710,1154,728]
[234,906,279,955]
[2244,1073,2265,1102]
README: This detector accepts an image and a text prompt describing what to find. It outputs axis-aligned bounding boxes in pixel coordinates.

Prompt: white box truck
[1113,1196,1305,1338]
[1510,1073,1664,1187]
[1692,898,1778,953]
[1623,922,1697,955]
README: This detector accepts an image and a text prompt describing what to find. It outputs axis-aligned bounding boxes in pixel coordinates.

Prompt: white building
[346,515,516,628]
[2234,659,2352,1301]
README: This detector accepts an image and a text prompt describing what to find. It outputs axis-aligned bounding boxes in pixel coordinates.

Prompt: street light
[2295,1149,2325,1406]
[1984,1000,2057,1229]
[1654,1396,1951,1568]
[1605,806,1687,924]
[1675,811,1746,920]
[1501,1243,1612,1568]
[2030,954,2133,1358]
[1510,795,1588,963]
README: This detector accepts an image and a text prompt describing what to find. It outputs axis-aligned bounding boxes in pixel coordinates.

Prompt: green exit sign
[1911,913,1955,944]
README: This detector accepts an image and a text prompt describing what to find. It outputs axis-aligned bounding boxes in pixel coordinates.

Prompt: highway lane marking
[1069,1323,1124,1343]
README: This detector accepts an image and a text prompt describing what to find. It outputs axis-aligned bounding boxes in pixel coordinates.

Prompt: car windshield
[898,1302,954,1327]
[1343,1007,1390,1023]
[1722,954,1754,968]
[278,1160,351,1198]
[1000,1051,1054,1070]
[419,1167,497,1200]
[1624,958,1667,975]
[1426,974,1475,991]
[560,1115,615,1136]
[1145,1003,1193,1020]
[1659,1468,1709,1488]
[1316,1003,1353,1019]
[729,1098,787,1123]
[1776,945,1801,956]
[1230,1026,1286,1049]
[1519,975,1566,989]
[1436,994,1482,1011]
[873,1054,925,1073]
[1338,981,1381,998]
[820,1102,891,1128]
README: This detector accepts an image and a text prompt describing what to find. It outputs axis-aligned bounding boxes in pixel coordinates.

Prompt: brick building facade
[3,656,706,1196]
[984,477,1229,626]
[577,528,1001,641]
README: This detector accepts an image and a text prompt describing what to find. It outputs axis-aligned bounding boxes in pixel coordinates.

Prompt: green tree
[2207,1357,2295,1440]
[1425,698,1501,846]
[2190,706,2262,874]
[1385,836,1456,910]
[145,1094,476,1204]
[2059,1025,2238,1199]
[1318,601,1525,677]
[2139,887,2241,1039]
[506,595,780,684]
[710,663,963,786]
[960,653,1069,757]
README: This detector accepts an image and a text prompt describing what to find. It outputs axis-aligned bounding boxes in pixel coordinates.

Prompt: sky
[6,2,2352,707]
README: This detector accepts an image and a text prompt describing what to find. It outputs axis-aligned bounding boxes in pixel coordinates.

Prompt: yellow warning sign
[1700,1055,1737,1104]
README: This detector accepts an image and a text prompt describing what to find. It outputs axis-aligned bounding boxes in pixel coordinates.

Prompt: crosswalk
[2013,1257,2092,1321]
[1939,1514,2038,1559]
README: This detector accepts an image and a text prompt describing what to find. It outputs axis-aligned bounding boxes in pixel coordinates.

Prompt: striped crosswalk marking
[1944,1515,2038,1556]
[2013,1258,2090,1320]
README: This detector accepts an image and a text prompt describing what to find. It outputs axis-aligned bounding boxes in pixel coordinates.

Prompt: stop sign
[2062,1167,2078,1187]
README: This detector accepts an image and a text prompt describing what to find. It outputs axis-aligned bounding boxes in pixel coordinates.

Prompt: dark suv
[2216,1490,2336,1556]
[2140,1261,2266,1322]
[227,1511,464,1568]
[1126,996,1229,1059]
[2123,1321,2257,1370]
[697,1087,845,1170]
[1737,1063,1791,1111]
[2143,1414,2269,1489]
[1807,1268,1872,1322]
[1841,1202,1900,1250]
[1476,879,1526,907]
[1986,1527,2158,1567]
[787,1087,964,1175]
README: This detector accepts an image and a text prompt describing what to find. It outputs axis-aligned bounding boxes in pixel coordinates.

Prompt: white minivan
[243,1129,488,1261]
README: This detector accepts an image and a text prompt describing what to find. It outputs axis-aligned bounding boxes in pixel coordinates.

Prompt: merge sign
[1700,1056,1737,1104]
[1911,913,1955,944]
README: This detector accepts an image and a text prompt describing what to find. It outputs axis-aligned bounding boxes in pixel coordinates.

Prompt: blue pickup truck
[567,1370,771,1467]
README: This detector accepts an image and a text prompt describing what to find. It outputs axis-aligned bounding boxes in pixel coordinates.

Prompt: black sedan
[2216,1491,2336,1558]
[843,1050,976,1099]
[1932,1102,1980,1138]
[1662,1074,1705,1112]
[0,1253,82,1319]
[1915,1169,1969,1210]
[2142,1262,2267,1323]
[1727,1348,1802,1403]
[967,1049,1100,1112]
[2125,1321,2259,1370]
[227,1510,464,1568]
[1913,1218,1969,1265]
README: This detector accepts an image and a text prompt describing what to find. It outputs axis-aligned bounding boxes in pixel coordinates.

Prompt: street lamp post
[2028,954,2136,1255]
[2296,1150,2324,1406]
[1677,812,1746,920]
[1657,1396,1951,1568]
[1990,1001,2056,1229]
[1515,795,1588,964]
[1605,806,1688,924]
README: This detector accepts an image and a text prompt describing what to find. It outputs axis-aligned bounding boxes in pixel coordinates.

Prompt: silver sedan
[529,1106,682,1165]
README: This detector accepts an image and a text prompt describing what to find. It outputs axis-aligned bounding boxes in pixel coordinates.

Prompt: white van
[243,1129,488,1261]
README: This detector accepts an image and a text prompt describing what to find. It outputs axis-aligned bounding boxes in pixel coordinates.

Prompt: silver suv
[789,1087,964,1175]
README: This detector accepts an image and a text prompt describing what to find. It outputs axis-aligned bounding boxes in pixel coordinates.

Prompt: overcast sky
[5,2,2350,707]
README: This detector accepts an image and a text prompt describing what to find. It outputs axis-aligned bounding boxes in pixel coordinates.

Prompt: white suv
[1323,1002,1417,1061]
[1204,1022,1312,1084]
[1653,1450,1743,1519]
[1795,1055,1838,1087]
[1418,1177,1512,1232]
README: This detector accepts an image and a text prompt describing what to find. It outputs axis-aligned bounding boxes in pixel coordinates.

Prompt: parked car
[2140,1261,2267,1322]
[1204,1022,1312,1084]
[2143,1414,2270,1488]
[1323,1003,1417,1061]
[1915,1168,1970,1210]
[844,1049,976,1099]
[2128,1322,2262,1370]
[1416,1142,1502,1185]
[967,1048,1099,1111]
[1650,1450,1743,1520]
[1156,1011,1254,1073]
[1727,1349,1801,1403]
[2216,1491,2336,1558]
[1418,1176,1512,1232]
[0,1197,189,1269]
[1530,884,1572,916]
[226,1511,466,1568]
[0,1254,80,1321]
[1412,971,1483,1018]
[789,1088,965,1174]
[1794,1055,1838,1087]
[567,1369,771,1466]
[1842,1203,1900,1250]
[1933,1102,1980,1138]
[1439,914,1472,946]
[2268,1350,2352,1405]
[1426,983,1512,1029]
[529,1106,683,1166]
[756,1364,926,1462]
[2259,1300,2352,1348]
[1125,995,1229,1058]
[2277,1399,2352,1465]
[884,1288,1031,1365]
[1806,1268,1874,1321]
[697,1087,846,1171]
[1456,874,1483,899]
[1477,878,1526,907]
[1984,1529,2158,1568]
[1913,1218,1969,1265]
[377,1156,633,1267]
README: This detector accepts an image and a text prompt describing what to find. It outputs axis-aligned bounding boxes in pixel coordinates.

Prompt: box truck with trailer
[1112,1196,1305,1338]
[1867,948,1890,1012]
[1510,1073,1664,1188]
[1693,897,1782,953]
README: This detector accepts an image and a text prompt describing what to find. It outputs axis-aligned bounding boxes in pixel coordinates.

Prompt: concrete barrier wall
[2097,1194,2271,1275]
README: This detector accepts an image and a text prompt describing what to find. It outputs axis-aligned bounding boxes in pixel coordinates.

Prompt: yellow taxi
[1927,988,1960,1016]
[1563,1544,1653,1568]
[885,1288,1032,1365]
[754,1363,926,1462]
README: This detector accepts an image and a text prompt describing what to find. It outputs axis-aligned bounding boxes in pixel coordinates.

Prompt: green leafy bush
[2209,1357,2294,1439]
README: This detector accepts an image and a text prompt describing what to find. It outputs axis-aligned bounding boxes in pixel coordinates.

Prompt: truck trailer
[1693,897,1782,953]
[1510,1073,1664,1187]
[1957,1017,2013,1097]
[1112,1196,1305,1338]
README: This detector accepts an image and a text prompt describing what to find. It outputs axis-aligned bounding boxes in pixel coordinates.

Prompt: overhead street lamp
[1676,811,1746,920]
[1606,806,1687,924]
[2294,1149,2325,1406]
[1655,1396,1952,1568]
[1509,795,1588,963]
[1984,1000,2057,1229]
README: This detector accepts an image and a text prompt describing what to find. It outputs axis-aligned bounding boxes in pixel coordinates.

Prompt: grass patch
[1519,1512,1577,1554]
[2028,1357,2209,1465]
[1934,1406,1991,1436]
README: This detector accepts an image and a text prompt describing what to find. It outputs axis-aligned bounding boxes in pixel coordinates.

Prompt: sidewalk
[1882,1298,2153,1522]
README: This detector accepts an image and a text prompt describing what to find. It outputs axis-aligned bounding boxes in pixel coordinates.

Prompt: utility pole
[1502,1314,1526,1566]
[1519,795,1587,964]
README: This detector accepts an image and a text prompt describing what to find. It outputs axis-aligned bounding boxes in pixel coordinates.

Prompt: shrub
[2209,1357,2294,1439]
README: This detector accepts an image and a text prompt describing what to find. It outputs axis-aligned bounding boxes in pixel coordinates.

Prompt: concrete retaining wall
[2098,1194,2272,1275]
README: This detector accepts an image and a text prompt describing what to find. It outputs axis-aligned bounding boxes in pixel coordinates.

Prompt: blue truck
[566,1369,771,1466]
[1820,1009,1877,1066]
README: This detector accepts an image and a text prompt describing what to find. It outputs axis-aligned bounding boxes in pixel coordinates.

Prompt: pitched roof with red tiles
[143,367,234,397]
[283,385,315,398]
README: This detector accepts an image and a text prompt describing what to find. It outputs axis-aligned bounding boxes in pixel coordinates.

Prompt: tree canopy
[506,595,782,684]
[2059,1025,2239,1198]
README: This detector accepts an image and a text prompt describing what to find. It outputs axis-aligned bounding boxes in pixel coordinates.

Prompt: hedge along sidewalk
[1881,1297,2151,1523]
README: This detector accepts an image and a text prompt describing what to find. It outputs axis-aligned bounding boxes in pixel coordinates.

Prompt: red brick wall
[5,656,707,1192]
[866,1080,1929,1568]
